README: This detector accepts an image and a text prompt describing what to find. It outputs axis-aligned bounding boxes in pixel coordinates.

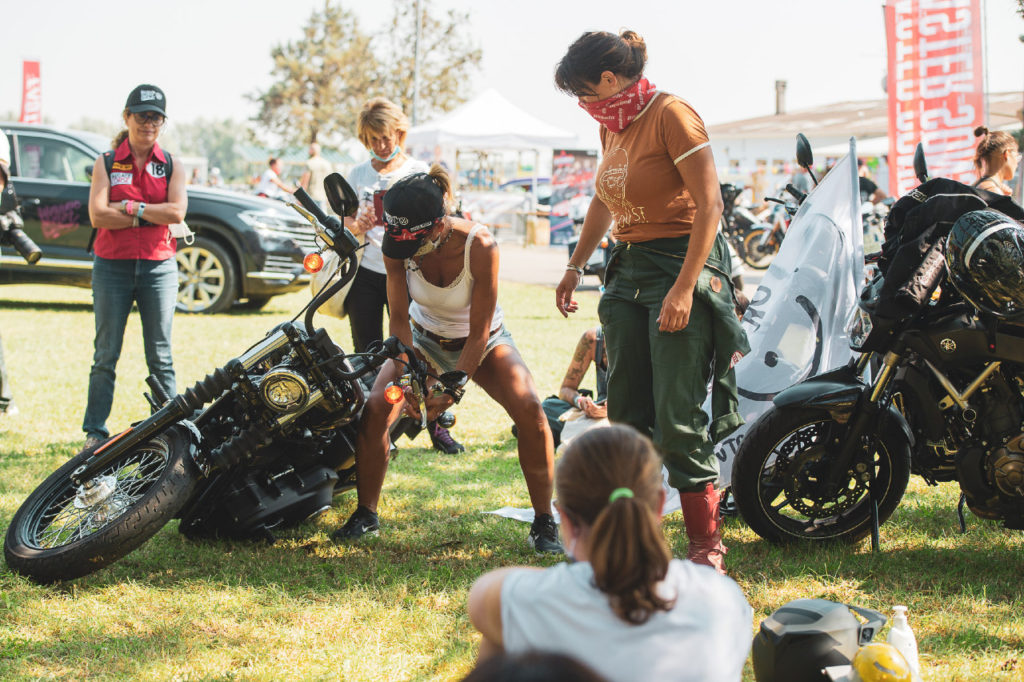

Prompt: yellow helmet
[851,642,912,682]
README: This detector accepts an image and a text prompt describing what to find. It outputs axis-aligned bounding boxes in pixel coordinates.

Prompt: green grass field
[1,281,1022,681]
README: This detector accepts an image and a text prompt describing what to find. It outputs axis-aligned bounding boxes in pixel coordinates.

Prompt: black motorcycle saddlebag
[874,178,1024,319]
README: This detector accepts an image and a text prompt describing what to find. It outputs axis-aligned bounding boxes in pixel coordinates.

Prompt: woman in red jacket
[81,84,187,454]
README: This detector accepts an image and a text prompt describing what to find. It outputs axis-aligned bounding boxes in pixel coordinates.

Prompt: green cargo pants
[598,232,745,492]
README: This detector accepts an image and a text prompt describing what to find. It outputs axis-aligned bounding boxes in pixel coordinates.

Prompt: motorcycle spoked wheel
[4,425,199,583]
[732,407,910,544]
[741,228,778,269]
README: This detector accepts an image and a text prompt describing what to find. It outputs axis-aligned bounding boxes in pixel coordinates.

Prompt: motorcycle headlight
[259,368,310,413]
[845,306,874,351]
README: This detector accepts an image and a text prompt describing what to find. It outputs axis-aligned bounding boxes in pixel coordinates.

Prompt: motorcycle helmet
[851,642,912,682]
[945,209,1024,319]
[752,599,886,682]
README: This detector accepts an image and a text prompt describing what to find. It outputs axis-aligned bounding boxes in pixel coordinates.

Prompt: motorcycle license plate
[845,306,873,350]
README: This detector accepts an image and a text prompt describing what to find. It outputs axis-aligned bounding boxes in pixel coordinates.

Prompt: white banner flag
[713,145,864,486]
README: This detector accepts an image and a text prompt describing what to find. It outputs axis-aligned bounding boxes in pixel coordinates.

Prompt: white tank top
[407,223,504,338]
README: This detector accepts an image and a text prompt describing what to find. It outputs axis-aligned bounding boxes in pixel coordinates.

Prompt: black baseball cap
[381,173,446,259]
[125,84,167,117]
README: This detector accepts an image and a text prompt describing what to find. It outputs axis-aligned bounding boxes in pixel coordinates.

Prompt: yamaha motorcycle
[732,143,1024,545]
[4,174,468,583]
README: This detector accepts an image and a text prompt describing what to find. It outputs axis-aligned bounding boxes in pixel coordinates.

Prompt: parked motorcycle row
[731,137,1024,546]
[6,133,1024,584]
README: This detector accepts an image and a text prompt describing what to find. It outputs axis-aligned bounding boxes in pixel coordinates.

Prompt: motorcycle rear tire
[741,228,778,269]
[4,425,198,583]
[732,407,910,544]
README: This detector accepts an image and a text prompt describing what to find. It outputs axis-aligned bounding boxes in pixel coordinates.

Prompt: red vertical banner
[20,60,42,124]
[885,0,984,196]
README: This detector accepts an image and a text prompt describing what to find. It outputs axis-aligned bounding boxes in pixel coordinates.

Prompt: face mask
[578,77,657,133]
[411,220,446,257]
[370,146,400,163]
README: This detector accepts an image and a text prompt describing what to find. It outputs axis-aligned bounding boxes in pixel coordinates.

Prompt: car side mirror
[324,172,358,218]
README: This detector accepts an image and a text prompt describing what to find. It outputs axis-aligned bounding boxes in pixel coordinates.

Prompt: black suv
[0,123,317,313]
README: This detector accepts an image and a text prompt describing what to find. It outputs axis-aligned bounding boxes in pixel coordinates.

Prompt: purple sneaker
[429,421,465,454]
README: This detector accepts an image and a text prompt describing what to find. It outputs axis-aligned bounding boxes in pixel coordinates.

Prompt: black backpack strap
[88,151,116,254]
[163,150,173,180]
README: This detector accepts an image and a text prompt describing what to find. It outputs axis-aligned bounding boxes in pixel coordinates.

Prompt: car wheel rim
[177,247,226,312]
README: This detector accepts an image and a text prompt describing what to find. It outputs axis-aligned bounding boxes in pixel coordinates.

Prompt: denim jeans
[82,256,178,439]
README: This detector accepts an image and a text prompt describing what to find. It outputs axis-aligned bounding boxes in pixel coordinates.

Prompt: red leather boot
[679,482,726,574]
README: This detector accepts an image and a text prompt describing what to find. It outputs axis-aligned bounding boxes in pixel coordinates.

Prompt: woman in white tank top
[330,166,563,554]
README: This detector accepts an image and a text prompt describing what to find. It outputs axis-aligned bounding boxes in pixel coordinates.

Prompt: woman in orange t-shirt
[553,30,748,574]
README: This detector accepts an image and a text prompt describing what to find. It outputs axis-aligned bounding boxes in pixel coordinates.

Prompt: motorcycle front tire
[741,228,778,269]
[4,425,199,583]
[732,406,910,544]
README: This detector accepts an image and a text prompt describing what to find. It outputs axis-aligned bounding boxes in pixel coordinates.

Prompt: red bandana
[578,77,657,133]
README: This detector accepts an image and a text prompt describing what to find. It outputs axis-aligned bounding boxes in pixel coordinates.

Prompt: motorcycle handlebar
[784,183,807,205]
[294,188,332,228]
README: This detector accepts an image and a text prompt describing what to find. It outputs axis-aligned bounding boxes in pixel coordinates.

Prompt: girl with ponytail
[973,126,1021,196]
[468,425,752,682]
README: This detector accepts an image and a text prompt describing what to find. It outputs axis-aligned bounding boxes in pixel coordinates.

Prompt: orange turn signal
[303,252,325,273]
[384,384,404,404]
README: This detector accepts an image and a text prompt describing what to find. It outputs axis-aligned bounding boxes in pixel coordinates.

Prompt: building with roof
[708,91,1022,199]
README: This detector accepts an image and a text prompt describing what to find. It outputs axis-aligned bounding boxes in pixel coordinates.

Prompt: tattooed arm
[558,327,607,419]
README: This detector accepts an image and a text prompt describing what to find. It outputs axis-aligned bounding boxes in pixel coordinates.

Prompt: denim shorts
[412,324,516,375]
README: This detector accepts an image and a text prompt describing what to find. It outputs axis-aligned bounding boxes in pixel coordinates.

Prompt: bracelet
[121,199,129,214]
[137,202,146,219]
[566,263,584,275]
[132,215,139,228]
[125,200,134,217]
[573,395,583,409]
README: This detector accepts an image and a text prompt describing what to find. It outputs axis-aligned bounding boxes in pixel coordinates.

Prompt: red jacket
[94,138,174,260]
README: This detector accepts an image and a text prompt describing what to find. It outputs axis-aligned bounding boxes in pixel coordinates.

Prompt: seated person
[468,425,753,682]
[540,325,607,447]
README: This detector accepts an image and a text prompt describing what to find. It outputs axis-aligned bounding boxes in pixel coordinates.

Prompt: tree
[252,1,481,147]
[172,118,253,182]
[253,2,376,147]
[374,0,482,125]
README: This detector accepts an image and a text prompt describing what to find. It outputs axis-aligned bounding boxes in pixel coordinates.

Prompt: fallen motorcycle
[4,173,468,583]
[731,143,1024,545]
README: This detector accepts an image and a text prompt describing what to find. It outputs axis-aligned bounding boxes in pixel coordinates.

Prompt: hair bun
[974,126,990,138]
[619,29,647,59]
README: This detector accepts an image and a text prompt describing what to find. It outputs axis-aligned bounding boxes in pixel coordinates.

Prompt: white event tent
[407,88,578,151]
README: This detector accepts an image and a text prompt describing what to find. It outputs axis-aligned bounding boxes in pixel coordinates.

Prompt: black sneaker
[528,513,564,554]
[430,421,465,454]
[331,505,380,542]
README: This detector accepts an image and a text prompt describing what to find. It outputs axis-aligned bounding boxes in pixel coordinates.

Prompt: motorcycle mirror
[324,172,358,218]
[796,133,814,170]
[796,133,818,185]
[913,143,929,184]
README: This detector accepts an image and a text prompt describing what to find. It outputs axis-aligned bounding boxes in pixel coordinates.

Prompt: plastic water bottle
[887,605,922,682]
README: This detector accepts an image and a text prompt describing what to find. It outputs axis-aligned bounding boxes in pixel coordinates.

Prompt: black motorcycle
[732,147,1024,545]
[4,174,468,583]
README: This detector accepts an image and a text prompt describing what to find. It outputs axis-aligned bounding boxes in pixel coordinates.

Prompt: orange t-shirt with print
[596,92,709,243]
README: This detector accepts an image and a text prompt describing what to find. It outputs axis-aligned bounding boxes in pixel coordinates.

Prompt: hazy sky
[3,0,1022,148]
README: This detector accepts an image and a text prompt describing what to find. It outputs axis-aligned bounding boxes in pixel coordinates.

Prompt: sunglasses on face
[133,112,165,125]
